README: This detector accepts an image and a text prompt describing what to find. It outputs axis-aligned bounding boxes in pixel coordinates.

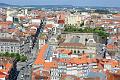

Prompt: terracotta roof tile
[0,21,13,25]
[0,74,6,78]
[0,57,14,79]
[59,43,86,49]
[58,20,65,24]
[106,44,118,49]
[113,14,120,17]
[34,44,48,65]
[58,48,72,55]
[44,62,58,70]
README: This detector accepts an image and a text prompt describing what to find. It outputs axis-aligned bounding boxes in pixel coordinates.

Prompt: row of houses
[32,44,120,80]
[0,57,16,80]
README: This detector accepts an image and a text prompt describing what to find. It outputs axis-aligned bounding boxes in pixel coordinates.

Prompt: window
[11,50,13,52]
[7,49,9,52]
[5,49,7,52]
[11,47,13,49]
[7,47,9,49]
[2,34,4,36]
[17,50,20,53]
[1,49,3,51]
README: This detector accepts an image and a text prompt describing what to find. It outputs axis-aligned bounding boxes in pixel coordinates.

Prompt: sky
[0,0,120,7]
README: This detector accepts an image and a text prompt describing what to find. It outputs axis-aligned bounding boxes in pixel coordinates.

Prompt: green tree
[78,28,83,32]
[0,53,4,57]
[20,55,27,62]
[10,53,16,58]
[15,53,20,61]
[4,52,10,57]
[64,26,108,38]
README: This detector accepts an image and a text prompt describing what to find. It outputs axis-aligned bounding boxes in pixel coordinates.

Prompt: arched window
[74,50,76,54]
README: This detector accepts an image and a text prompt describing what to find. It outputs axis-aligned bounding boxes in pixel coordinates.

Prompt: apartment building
[32,44,60,80]
[1,33,30,53]
[65,13,82,26]
[0,37,31,55]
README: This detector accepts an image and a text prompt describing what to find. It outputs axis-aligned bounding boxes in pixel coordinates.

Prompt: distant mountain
[0,3,73,8]
[22,5,73,8]
[0,3,19,7]
[0,3,119,9]
[0,3,10,7]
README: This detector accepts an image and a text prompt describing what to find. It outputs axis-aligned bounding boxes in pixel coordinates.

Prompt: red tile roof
[113,14,120,17]
[106,44,118,49]
[0,57,13,79]
[44,62,58,70]
[57,48,72,55]
[59,43,87,49]
[58,20,65,24]
[0,21,13,25]
[34,44,48,65]
[32,44,58,80]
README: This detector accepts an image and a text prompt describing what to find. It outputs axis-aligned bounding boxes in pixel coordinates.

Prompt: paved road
[17,46,38,80]
[16,19,45,80]
[96,43,111,59]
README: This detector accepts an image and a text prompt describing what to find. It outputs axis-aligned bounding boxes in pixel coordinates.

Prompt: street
[16,19,45,80]
[16,46,38,80]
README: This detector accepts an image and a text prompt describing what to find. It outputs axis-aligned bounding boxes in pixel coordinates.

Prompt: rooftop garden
[0,52,27,62]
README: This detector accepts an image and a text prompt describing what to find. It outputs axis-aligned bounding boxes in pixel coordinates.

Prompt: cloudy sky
[0,0,120,7]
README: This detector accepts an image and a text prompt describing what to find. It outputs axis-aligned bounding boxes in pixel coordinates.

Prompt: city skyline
[0,1,120,80]
[0,0,120,7]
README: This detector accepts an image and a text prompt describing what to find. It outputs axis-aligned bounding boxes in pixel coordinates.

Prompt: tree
[0,52,27,62]
[10,53,16,58]
[64,26,108,38]
[78,28,83,32]
[20,55,27,62]
[15,53,20,61]
[4,52,10,57]
[0,53,4,57]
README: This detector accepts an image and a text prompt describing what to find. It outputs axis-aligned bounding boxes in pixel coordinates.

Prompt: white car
[21,75,24,78]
